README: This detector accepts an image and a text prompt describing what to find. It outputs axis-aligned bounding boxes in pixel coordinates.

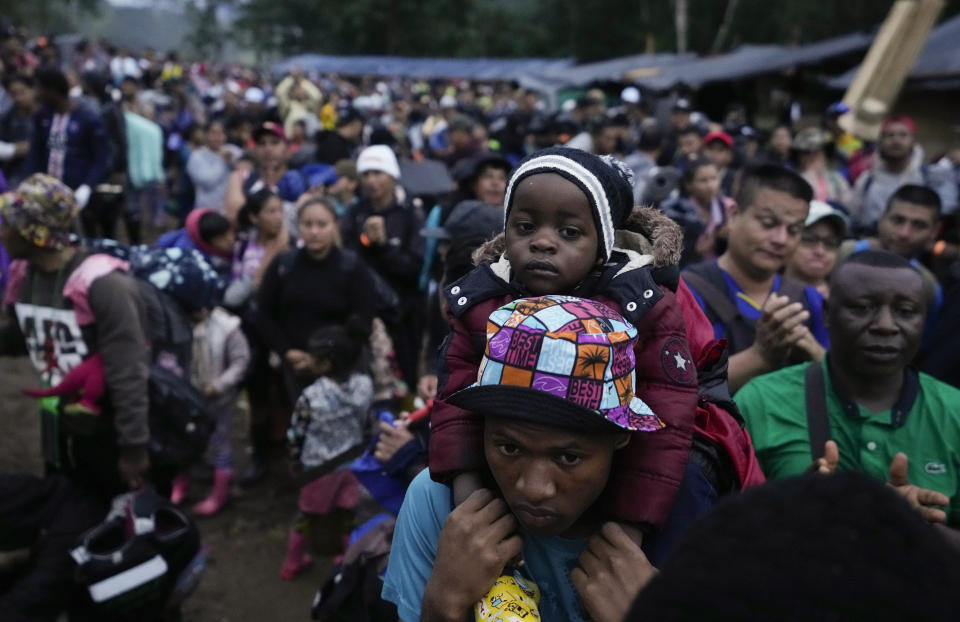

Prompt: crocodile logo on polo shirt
[924,462,947,475]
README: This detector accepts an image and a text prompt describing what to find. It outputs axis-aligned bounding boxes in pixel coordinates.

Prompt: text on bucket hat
[356,144,401,180]
[0,173,78,249]
[447,295,664,433]
[503,147,635,263]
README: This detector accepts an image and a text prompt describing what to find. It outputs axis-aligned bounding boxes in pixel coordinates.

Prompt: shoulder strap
[804,362,830,461]
[681,267,739,326]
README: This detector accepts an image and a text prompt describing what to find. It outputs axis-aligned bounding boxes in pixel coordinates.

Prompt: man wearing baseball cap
[384,296,712,622]
[0,174,151,500]
[341,144,425,388]
[660,98,694,166]
[850,116,957,234]
[702,130,736,197]
[224,121,307,230]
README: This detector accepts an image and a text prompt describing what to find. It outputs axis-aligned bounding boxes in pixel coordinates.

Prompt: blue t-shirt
[687,264,830,349]
[382,470,589,622]
[383,462,717,622]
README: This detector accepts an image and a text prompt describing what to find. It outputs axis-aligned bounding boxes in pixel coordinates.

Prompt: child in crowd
[170,305,250,516]
[281,321,374,579]
[225,189,291,311]
[660,157,732,267]
[431,147,761,554]
[156,207,235,276]
[329,159,360,215]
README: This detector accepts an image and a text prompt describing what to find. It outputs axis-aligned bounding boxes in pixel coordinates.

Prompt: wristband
[933,240,947,256]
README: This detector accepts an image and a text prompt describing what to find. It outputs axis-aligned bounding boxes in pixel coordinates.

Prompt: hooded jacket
[288,373,374,470]
[430,207,763,528]
[851,145,958,233]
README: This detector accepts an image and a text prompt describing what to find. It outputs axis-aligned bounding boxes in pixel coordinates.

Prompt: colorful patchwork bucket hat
[448,295,664,433]
[0,173,78,249]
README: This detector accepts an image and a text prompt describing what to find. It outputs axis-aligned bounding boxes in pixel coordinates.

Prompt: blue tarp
[827,14,960,89]
[271,29,878,92]
[533,53,695,88]
[272,54,573,81]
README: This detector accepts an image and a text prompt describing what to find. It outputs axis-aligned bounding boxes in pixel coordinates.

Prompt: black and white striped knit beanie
[503,146,635,262]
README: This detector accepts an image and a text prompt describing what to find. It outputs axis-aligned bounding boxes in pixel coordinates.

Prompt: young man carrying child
[383,296,665,622]
[429,147,763,554]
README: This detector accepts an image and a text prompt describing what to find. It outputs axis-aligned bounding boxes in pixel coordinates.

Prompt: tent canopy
[827,13,960,88]
[631,30,875,90]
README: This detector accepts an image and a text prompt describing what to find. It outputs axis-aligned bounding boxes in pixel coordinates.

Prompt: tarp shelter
[529,53,695,89]
[827,13,960,88]
[272,54,573,82]
[629,30,876,90]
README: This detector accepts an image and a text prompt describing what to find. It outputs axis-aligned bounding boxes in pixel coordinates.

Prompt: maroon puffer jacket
[429,253,699,529]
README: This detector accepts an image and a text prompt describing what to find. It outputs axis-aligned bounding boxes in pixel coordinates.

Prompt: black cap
[421,200,504,242]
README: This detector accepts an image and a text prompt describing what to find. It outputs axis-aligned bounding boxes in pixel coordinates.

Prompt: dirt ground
[0,356,332,622]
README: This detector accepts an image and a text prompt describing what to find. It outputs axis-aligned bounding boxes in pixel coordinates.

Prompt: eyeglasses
[800,233,840,250]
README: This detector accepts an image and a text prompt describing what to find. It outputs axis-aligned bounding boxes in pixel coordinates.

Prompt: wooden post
[840,0,945,140]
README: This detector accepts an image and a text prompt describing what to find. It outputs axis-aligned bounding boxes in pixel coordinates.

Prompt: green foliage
[1,0,99,32]
[223,0,960,60]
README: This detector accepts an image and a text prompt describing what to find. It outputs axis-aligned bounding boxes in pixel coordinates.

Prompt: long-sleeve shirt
[0,252,149,447]
[255,246,374,356]
[123,111,164,189]
[191,307,250,407]
[287,373,373,469]
[24,104,108,190]
[186,147,232,211]
[341,197,425,299]
[275,75,323,138]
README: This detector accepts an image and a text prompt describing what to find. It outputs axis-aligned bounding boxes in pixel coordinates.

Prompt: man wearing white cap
[342,144,425,388]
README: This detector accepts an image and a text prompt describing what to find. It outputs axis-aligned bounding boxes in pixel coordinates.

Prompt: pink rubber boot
[193,469,233,516]
[279,530,313,580]
[170,473,190,505]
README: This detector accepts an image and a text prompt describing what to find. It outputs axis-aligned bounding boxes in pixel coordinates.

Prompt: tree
[0,0,99,33]
[184,0,228,60]
[200,0,960,61]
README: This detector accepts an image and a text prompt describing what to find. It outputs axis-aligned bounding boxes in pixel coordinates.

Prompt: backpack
[311,514,398,622]
[682,261,809,356]
[70,488,206,619]
[87,240,222,468]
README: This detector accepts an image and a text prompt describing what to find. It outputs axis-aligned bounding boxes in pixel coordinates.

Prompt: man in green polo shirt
[738,250,960,527]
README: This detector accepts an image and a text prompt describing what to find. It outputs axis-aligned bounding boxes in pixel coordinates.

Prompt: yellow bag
[475,571,541,621]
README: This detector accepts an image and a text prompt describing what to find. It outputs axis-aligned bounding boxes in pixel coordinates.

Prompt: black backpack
[86,240,219,469]
[146,365,217,471]
[311,515,398,622]
[70,488,205,619]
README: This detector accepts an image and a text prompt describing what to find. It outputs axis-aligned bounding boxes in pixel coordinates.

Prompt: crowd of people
[1,27,960,622]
